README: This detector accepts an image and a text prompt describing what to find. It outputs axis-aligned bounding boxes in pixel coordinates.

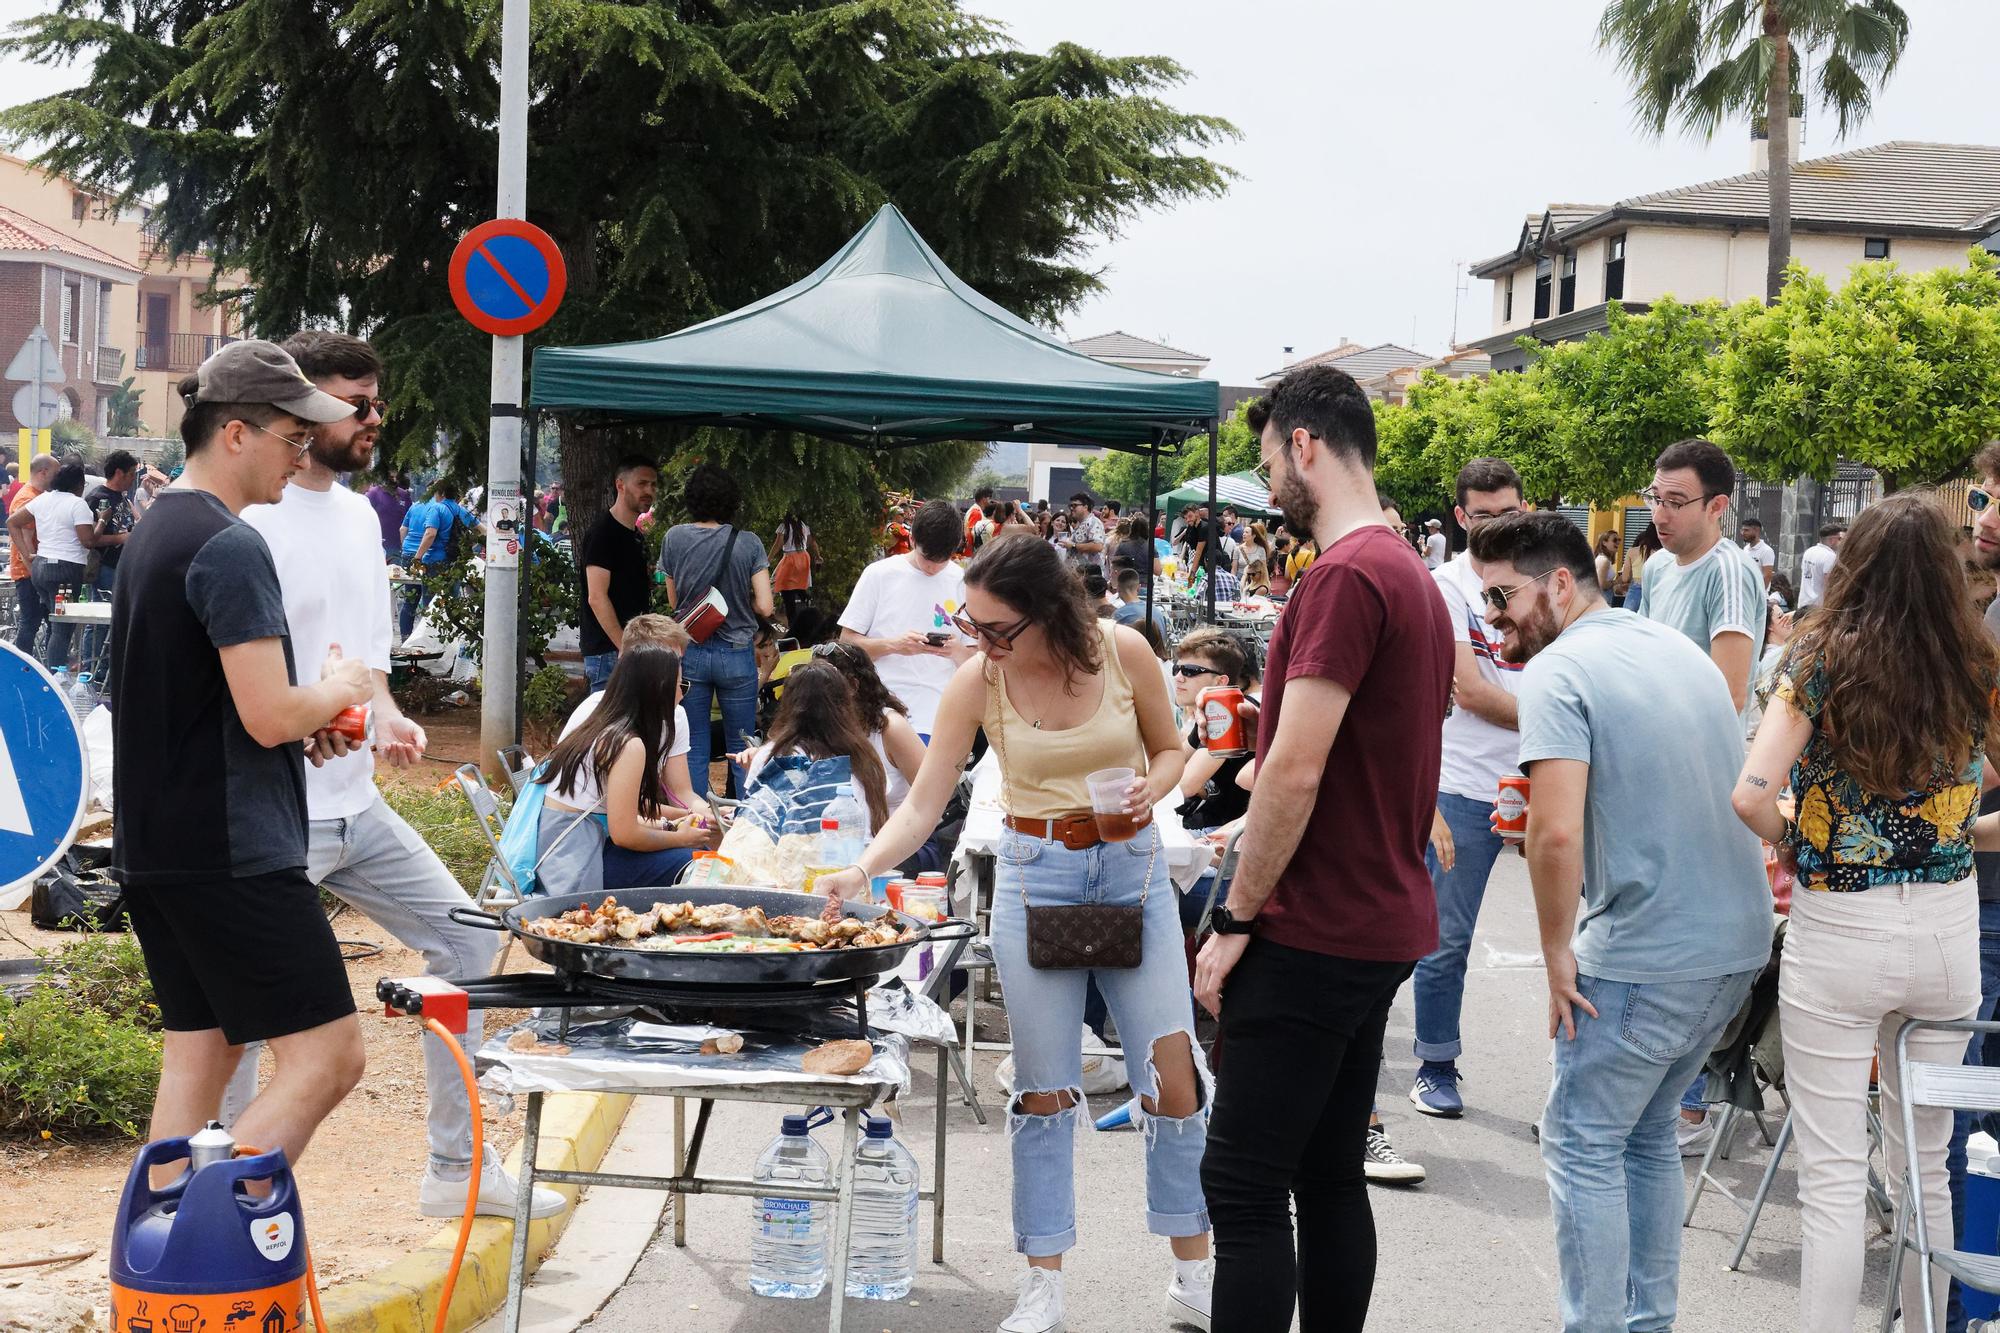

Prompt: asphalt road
[589,850,1897,1332]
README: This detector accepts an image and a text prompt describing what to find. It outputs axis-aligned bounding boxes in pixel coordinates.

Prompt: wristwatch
[1210,904,1257,936]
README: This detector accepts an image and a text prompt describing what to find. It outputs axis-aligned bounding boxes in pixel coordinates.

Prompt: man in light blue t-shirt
[1638,437,1766,719]
[1469,510,1771,1333]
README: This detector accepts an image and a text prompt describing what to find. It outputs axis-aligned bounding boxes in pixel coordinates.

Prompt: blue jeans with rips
[1413,790,1508,1063]
[1942,896,2000,1333]
[1541,969,1757,1333]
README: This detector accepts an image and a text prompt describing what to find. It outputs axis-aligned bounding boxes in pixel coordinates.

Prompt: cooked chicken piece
[826,918,871,942]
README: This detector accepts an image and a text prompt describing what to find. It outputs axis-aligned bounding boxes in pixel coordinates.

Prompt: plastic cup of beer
[1087,767,1146,842]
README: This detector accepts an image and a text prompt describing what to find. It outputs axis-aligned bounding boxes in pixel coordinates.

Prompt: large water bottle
[749,1112,831,1299]
[50,667,72,705]
[845,1114,919,1299]
[68,671,98,721]
[818,781,869,868]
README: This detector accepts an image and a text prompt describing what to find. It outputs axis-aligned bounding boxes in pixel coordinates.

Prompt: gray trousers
[220,794,499,1170]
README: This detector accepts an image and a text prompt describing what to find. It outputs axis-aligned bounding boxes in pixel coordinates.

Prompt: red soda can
[329,704,371,743]
[1495,774,1530,836]
[1197,685,1248,755]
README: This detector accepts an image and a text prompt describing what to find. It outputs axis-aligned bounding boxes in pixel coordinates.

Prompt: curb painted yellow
[313,1090,634,1332]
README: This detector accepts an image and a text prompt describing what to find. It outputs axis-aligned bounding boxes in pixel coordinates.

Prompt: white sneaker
[420,1146,567,1220]
[1363,1123,1426,1185]
[1676,1112,1717,1158]
[999,1267,1065,1333]
[1164,1259,1213,1331]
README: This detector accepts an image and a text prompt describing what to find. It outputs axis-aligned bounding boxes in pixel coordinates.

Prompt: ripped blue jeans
[990,823,1211,1256]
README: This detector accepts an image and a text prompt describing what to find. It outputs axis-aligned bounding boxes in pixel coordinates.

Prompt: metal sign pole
[479,0,530,776]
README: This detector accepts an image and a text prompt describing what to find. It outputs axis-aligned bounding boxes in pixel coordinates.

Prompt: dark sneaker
[1363,1123,1425,1185]
[1409,1061,1465,1118]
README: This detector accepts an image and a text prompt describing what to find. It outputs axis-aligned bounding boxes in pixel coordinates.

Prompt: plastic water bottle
[845,1114,919,1300]
[51,667,71,703]
[818,781,869,868]
[749,1112,831,1298]
[68,671,98,721]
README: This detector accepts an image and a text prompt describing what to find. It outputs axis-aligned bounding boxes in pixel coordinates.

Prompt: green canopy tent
[1156,471,1275,522]
[531,203,1228,621]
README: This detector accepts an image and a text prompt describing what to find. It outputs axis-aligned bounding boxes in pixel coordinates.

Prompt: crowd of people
[62,321,2000,1333]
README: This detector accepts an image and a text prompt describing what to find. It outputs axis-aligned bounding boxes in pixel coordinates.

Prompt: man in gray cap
[109,340,377,1174]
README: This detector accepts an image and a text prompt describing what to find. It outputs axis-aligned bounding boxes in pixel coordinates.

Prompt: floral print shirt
[1776,658,1986,892]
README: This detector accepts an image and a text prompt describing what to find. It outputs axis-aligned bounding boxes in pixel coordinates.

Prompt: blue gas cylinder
[108,1128,309,1333]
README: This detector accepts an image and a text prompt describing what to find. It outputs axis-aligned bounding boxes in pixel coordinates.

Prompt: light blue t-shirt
[1642,538,1767,720]
[1515,611,1772,984]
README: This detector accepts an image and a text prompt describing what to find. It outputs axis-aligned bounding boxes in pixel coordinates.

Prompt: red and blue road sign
[448,219,568,337]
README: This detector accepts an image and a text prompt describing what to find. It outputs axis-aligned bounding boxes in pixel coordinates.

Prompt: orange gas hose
[297,1016,484,1332]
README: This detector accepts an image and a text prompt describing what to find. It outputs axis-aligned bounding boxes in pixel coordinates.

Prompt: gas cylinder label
[253,1213,295,1262]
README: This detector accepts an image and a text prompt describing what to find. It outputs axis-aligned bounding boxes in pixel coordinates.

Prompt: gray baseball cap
[192,339,355,423]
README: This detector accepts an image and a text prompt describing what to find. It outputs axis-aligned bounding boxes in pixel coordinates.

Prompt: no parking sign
[448,219,567,337]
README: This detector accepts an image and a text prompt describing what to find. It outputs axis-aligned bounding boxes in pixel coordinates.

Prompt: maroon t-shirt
[1254,524,1452,962]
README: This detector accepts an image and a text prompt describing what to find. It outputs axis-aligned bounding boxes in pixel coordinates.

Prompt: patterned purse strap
[984,658,1155,910]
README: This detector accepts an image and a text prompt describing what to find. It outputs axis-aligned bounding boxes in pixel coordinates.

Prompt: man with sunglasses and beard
[1192,364,1453,1333]
[1471,510,1769,1333]
[234,332,561,1222]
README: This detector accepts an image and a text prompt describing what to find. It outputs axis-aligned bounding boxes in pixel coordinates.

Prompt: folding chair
[1881,1017,2000,1333]
[454,762,525,912]
[496,745,536,796]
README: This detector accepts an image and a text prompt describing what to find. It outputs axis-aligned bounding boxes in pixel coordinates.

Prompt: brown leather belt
[1003,812,1103,850]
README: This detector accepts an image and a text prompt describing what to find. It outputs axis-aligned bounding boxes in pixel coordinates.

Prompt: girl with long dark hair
[1733,491,2000,1331]
[536,642,718,893]
[742,661,891,833]
[816,536,1210,1333]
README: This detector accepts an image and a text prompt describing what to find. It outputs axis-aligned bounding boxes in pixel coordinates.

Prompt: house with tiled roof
[1468,140,2000,372]
[1257,341,1429,388]
[0,201,141,435]
[1357,347,1494,407]
[1066,331,1208,377]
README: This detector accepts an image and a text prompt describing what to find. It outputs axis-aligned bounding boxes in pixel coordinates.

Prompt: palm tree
[1596,0,1910,302]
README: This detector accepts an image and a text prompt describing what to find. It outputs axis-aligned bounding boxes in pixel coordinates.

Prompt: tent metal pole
[1204,417,1218,623]
[1146,436,1160,633]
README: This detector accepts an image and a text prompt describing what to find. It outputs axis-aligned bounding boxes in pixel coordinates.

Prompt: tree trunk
[558,417,618,532]
[1764,1,1792,303]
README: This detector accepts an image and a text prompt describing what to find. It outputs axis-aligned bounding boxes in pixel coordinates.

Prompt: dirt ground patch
[0,911,535,1322]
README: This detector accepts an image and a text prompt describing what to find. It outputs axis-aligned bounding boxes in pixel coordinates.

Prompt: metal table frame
[498,1038,957,1333]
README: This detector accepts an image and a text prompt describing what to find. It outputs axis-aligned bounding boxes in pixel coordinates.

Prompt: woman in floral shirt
[1732,491,2000,1332]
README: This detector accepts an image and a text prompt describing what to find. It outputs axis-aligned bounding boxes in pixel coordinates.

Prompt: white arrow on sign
[4,326,63,388]
[0,723,33,838]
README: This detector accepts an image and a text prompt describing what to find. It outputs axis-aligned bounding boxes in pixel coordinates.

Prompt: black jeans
[1202,938,1413,1333]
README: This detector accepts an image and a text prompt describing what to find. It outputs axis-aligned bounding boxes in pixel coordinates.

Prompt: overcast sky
[5,0,1999,384]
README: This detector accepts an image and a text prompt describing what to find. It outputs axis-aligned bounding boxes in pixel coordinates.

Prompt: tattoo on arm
[1744,776,1770,789]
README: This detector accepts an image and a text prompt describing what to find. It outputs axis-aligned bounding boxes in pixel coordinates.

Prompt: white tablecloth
[953,751,1213,893]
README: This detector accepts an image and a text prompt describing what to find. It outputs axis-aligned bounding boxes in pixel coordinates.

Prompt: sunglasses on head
[1482,567,1557,613]
[949,610,1032,649]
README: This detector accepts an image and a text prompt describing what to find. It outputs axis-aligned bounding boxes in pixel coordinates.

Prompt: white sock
[1175,1256,1209,1282]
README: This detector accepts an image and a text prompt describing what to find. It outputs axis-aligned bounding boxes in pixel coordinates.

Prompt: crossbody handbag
[672,525,740,643]
[985,660,1155,970]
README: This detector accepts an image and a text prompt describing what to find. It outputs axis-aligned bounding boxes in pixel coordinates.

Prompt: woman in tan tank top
[819,536,1212,1333]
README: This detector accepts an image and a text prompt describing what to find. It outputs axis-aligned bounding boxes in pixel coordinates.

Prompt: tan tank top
[983,621,1149,818]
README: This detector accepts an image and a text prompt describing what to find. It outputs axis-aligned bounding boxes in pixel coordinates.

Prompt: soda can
[1196,685,1248,755]
[328,703,371,743]
[1495,774,1530,836]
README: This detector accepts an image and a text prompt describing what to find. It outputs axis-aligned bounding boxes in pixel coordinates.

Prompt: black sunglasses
[339,394,389,422]
[1482,568,1556,613]
[949,610,1032,649]
[1172,662,1221,678]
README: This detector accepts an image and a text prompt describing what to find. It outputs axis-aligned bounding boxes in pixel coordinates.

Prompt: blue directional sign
[0,641,87,885]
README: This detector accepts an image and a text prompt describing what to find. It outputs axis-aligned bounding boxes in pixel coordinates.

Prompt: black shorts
[125,868,357,1045]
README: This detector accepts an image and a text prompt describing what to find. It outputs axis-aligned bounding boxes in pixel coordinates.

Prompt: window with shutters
[1533,257,1552,320]
[61,280,81,344]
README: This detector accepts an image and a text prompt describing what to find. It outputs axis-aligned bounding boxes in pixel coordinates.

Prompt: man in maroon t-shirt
[1194,363,1453,1333]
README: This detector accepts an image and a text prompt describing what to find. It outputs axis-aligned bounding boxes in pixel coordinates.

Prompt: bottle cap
[781,1114,811,1136]
[863,1114,893,1139]
[821,818,838,831]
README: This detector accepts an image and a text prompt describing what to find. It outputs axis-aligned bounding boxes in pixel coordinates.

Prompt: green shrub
[1,936,163,1140]
[380,780,498,894]
[523,662,572,724]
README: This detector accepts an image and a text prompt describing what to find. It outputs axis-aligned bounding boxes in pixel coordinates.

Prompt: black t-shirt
[85,482,135,568]
[110,490,307,885]
[576,511,652,656]
[1181,721,1251,830]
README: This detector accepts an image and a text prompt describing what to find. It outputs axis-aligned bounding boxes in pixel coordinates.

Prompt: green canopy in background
[1156,471,1275,520]
[530,205,1218,453]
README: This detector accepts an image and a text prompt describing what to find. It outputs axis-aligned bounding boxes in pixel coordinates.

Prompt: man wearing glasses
[110,340,374,1183]
[229,333,562,1221]
[1469,509,1768,1333]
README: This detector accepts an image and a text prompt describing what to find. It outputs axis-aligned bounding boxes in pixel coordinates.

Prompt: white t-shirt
[868,725,912,815]
[1424,531,1447,569]
[554,689,692,813]
[25,491,92,566]
[1742,538,1776,572]
[836,554,967,735]
[243,483,394,821]
[1798,542,1836,606]
[1432,552,1524,802]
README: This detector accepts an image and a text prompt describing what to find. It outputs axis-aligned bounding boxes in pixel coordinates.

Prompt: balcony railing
[135,332,238,373]
[94,346,124,384]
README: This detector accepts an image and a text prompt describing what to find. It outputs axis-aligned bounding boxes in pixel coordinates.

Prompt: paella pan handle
[924,917,978,943]
[448,905,510,931]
